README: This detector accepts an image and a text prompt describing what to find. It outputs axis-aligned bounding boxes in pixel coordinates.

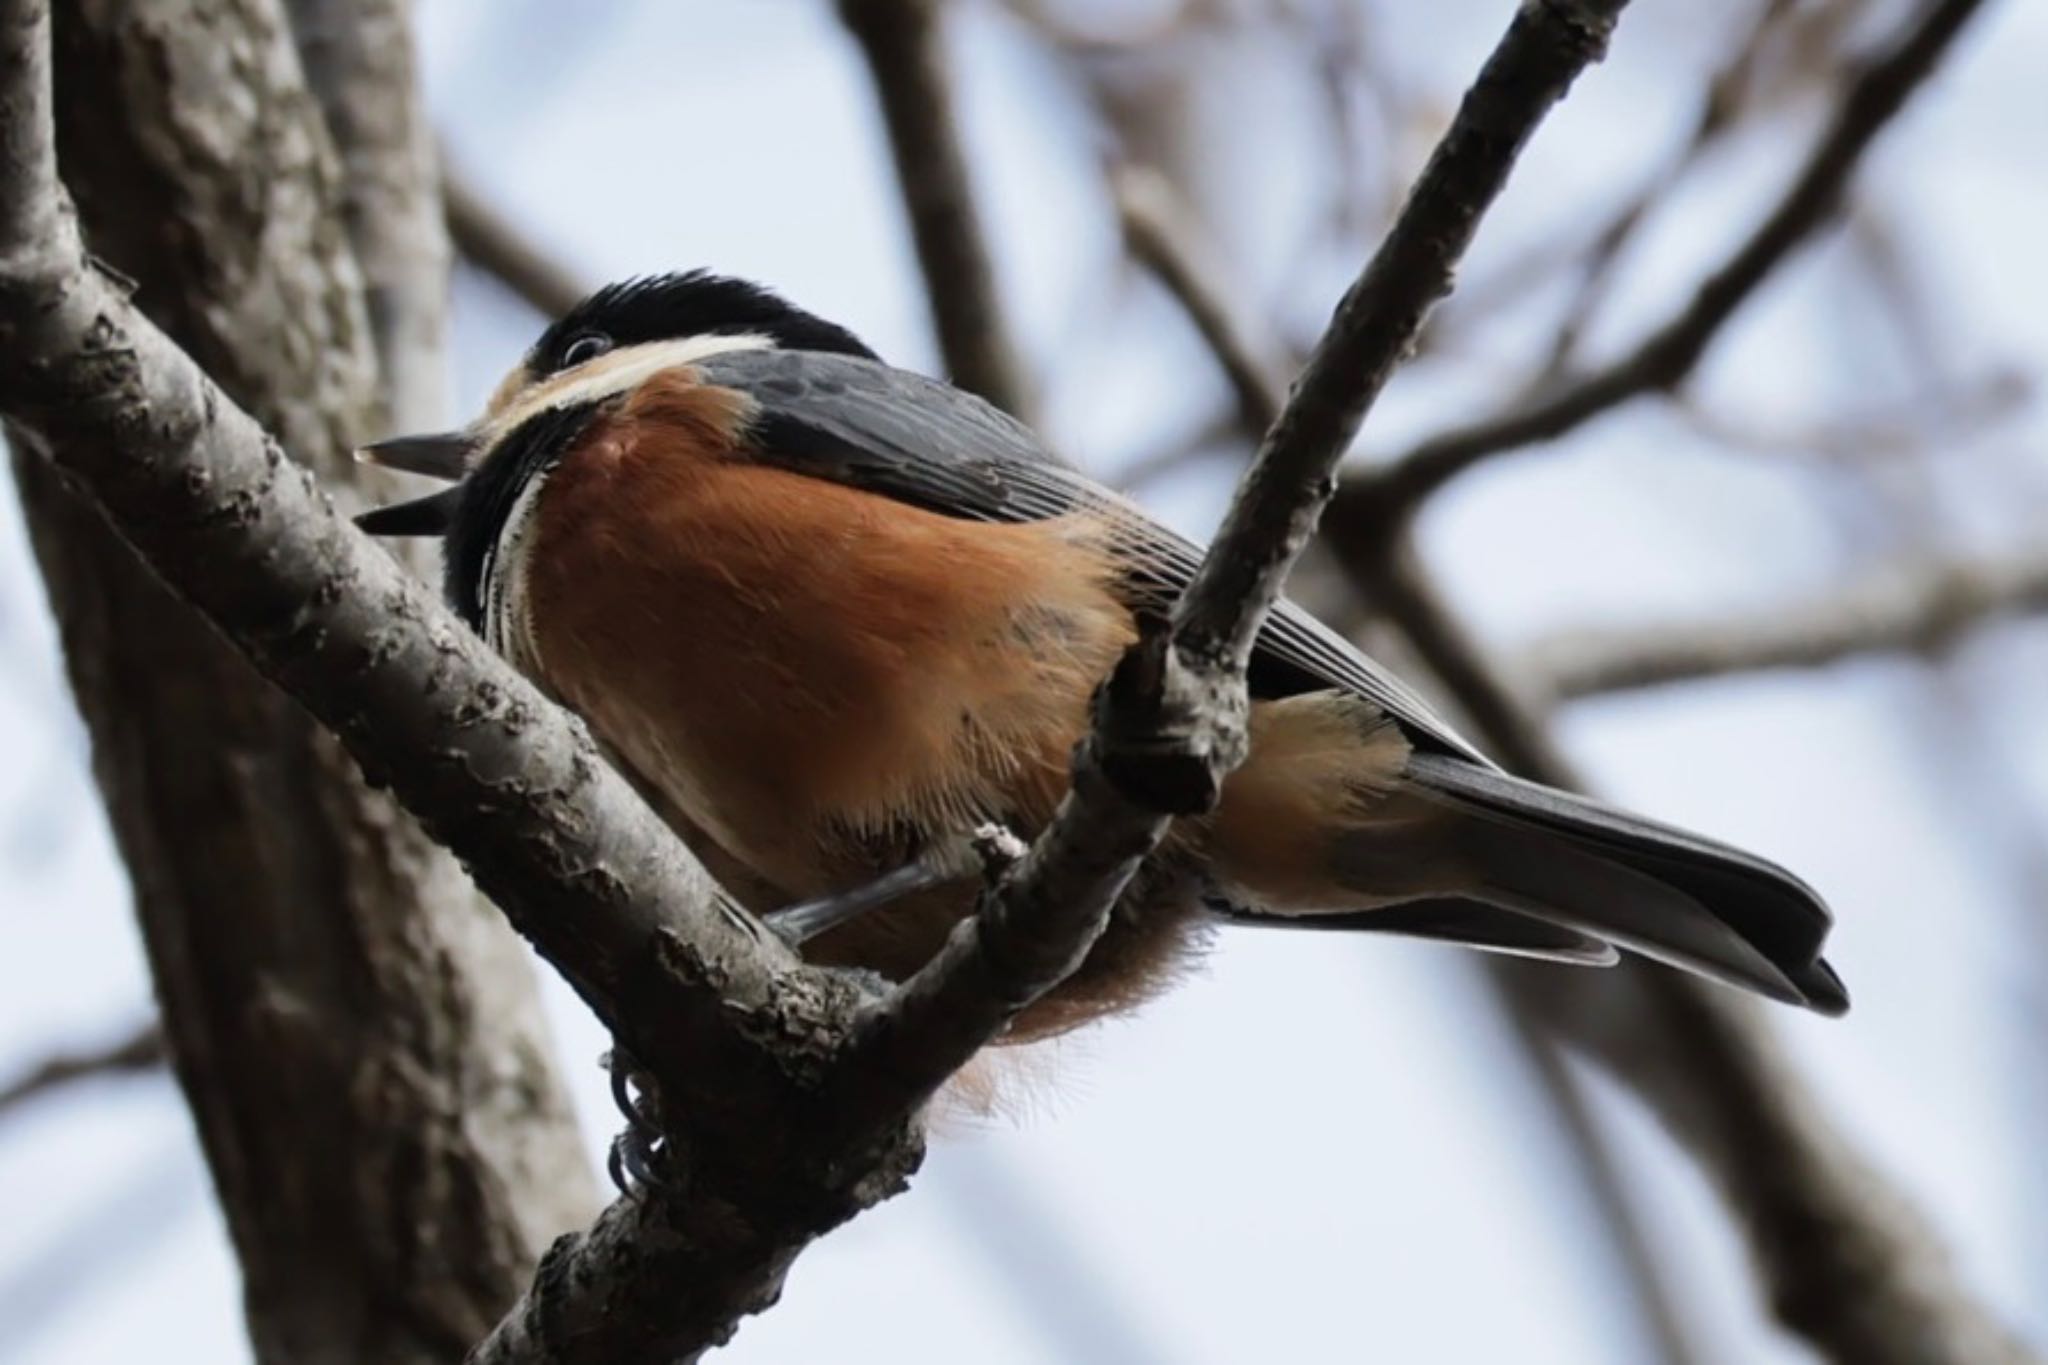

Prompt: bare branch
[442,157,586,320]
[1,9,883,1358]
[1172,0,1630,671]
[1111,187,1694,1345]
[1116,8,2034,1356]
[823,0,1637,1133]
[836,0,1032,417]
[0,1022,164,1117]
[1338,0,1990,518]
[1113,164,1291,439]
[23,2,595,1358]
[1676,363,2033,462]
[1528,546,2048,701]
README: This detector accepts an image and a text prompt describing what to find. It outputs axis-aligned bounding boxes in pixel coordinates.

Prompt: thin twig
[822,0,1638,1144]
[1338,0,1990,520]
[1112,164,1292,439]
[1533,0,1805,375]
[1675,365,2031,462]
[0,1023,164,1118]
[1527,546,2048,701]
[1117,5,2034,1357]
[1120,179,1701,1365]
[836,0,1032,418]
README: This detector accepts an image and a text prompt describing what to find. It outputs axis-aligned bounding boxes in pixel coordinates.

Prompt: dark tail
[1386,754,1846,1015]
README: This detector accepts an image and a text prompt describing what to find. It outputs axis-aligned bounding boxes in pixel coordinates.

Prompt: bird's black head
[354,270,881,638]
[526,271,879,378]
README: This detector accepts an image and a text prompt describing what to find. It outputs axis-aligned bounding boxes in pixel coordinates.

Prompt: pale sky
[3,2,2044,1361]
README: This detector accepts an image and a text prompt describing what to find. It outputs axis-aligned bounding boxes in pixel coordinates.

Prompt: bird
[355,270,1848,1043]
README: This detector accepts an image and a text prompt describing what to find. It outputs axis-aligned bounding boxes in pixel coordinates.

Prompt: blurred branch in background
[1089,2,2033,1360]
[443,154,587,319]
[1524,0,1860,376]
[1527,544,2048,701]
[0,0,1659,1359]
[1674,363,2032,463]
[1113,135,1706,1365]
[837,0,1034,417]
[1335,0,1992,520]
[1113,166,1294,439]
[0,1021,163,1119]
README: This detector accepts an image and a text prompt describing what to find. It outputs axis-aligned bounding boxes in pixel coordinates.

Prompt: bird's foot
[762,827,1005,946]
[603,1047,672,1196]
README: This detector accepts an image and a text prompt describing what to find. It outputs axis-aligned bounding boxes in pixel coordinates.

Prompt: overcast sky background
[4,1,2046,1361]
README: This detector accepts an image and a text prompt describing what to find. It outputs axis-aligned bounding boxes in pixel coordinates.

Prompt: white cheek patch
[482,467,551,663]
[489,332,774,440]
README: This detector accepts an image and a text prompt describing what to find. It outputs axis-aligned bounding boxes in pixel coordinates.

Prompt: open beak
[354,430,476,537]
[356,430,475,480]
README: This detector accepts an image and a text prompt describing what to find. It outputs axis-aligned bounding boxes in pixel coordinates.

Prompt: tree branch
[1336,0,1989,519]
[20,3,592,1359]
[0,1022,165,1118]
[1,7,874,1359]
[1527,545,2048,701]
[0,0,1638,1360]
[1120,120,1702,1365]
[819,0,1636,1135]
[1112,164,1291,440]
[836,0,1032,418]
[1114,8,2034,1355]
[442,157,585,320]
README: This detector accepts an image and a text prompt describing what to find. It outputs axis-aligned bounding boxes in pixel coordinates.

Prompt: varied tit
[357,271,1847,1039]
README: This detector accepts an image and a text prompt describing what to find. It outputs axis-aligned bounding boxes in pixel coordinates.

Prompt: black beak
[354,429,476,537]
[356,484,463,537]
[356,429,476,481]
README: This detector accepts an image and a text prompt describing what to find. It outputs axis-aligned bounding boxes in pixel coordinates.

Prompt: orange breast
[520,371,1137,899]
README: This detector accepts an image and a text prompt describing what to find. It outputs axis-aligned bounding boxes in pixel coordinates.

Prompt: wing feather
[696,348,1491,764]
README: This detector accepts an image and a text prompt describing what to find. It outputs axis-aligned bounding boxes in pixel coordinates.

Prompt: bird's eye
[561,332,613,368]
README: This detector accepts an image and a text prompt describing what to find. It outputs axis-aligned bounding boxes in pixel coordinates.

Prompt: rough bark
[11,3,592,1361]
[282,0,450,434]
[0,0,1636,1358]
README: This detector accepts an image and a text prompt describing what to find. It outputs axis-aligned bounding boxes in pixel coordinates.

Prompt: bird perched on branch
[357,271,1847,1040]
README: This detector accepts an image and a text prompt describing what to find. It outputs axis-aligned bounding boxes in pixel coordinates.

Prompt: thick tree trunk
[11,3,595,1360]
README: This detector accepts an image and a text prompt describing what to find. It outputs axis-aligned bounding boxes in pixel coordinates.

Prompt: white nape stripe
[488,332,774,440]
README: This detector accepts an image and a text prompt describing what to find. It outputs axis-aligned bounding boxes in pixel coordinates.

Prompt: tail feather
[1399,753,1846,1015]
[1224,896,1621,967]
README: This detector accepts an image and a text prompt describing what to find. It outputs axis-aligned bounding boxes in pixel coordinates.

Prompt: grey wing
[695,347,1494,766]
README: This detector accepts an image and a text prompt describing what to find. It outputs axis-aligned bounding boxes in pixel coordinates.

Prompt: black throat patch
[444,402,603,634]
